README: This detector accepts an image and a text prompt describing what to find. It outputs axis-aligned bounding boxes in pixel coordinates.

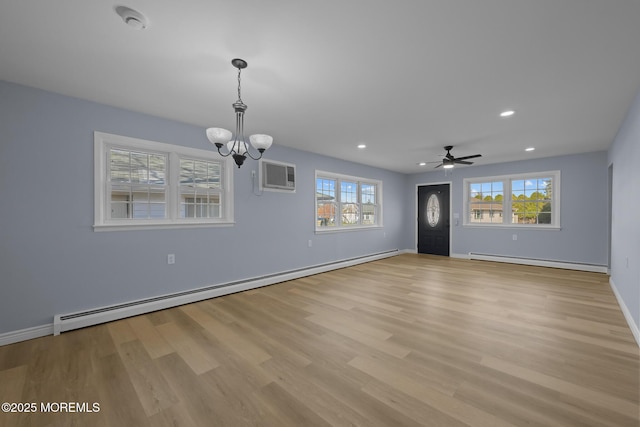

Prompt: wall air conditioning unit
[259,159,296,192]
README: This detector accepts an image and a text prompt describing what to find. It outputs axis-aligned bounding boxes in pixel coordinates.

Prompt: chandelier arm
[216,145,232,157]
[244,148,265,161]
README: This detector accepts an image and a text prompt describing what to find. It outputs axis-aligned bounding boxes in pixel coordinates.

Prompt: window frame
[94,132,234,231]
[315,170,383,233]
[463,171,560,229]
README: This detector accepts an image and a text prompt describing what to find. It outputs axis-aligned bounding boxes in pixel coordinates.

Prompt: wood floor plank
[349,354,517,427]
[127,315,175,359]
[107,318,138,345]
[481,355,640,419]
[0,365,27,427]
[180,303,272,365]
[253,382,333,427]
[154,321,220,375]
[1,254,638,426]
[115,340,180,416]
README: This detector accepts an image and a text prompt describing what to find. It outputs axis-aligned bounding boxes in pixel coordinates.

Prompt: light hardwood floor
[1,254,638,426]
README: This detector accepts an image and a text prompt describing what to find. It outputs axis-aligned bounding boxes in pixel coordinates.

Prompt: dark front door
[417,184,450,256]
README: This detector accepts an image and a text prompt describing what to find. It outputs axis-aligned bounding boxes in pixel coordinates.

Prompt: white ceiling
[1,0,639,173]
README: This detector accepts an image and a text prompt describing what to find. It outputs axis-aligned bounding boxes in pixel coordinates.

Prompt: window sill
[315,225,383,234]
[462,224,561,230]
[93,221,235,232]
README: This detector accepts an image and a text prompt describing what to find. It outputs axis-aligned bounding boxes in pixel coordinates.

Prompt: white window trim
[315,170,383,233]
[94,132,234,231]
[463,170,560,229]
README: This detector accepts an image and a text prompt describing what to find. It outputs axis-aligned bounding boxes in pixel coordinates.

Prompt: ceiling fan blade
[454,160,474,165]
[434,163,443,168]
[454,154,482,161]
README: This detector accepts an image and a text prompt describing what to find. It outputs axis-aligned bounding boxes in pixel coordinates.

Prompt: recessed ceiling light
[115,6,149,30]
[357,144,366,149]
[500,110,515,117]
[525,147,535,152]
[418,162,426,166]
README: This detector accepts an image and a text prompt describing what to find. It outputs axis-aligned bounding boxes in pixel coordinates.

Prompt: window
[179,158,222,219]
[464,171,559,228]
[315,171,382,231]
[94,132,234,230]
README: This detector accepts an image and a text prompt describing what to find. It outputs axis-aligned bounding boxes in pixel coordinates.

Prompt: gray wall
[406,151,609,266]
[608,87,640,332]
[0,81,407,335]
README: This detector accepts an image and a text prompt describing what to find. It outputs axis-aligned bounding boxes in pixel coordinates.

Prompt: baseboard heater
[468,252,608,273]
[53,249,399,335]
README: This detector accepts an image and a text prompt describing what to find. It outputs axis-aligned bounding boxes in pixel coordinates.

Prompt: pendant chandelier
[206,58,273,168]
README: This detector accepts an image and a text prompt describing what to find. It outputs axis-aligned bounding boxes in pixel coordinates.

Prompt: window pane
[110,165,131,183]
[179,158,223,219]
[317,178,337,227]
[180,194,221,219]
[510,176,553,225]
[149,155,166,184]
[180,158,221,189]
[469,181,504,223]
[341,181,358,203]
[340,181,359,225]
[208,163,221,187]
[108,148,167,220]
[361,183,376,204]
[341,203,359,225]
[180,159,195,185]
[130,152,149,183]
[538,204,552,224]
[317,202,337,227]
[362,204,376,225]
[194,160,208,188]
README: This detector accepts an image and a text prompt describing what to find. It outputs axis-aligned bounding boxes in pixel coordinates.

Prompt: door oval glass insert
[427,194,440,227]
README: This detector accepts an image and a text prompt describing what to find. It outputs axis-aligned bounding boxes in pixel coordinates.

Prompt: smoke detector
[115,6,148,30]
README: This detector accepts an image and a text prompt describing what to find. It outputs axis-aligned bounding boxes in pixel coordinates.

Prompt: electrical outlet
[167,254,175,264]
[308,239,312,248]
[512,234,517,241]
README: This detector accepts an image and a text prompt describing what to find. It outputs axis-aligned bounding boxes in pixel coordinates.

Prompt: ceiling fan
[434,145,482,168]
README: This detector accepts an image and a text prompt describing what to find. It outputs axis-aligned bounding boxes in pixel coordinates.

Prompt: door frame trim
[415,181,453,256]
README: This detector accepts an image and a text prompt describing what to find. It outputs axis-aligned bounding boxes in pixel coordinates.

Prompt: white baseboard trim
[450,252,468,259]
[0,250,400,346]
[609,278,640,348]
[0,324,54,347]
[50,249,400,337]
[465,252,608,273]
